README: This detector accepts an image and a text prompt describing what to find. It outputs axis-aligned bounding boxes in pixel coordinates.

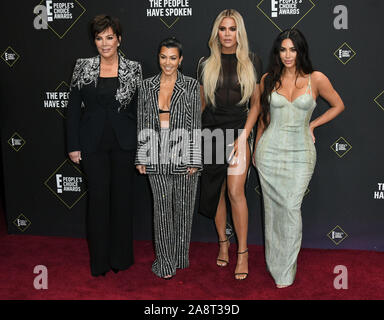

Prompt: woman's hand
[187,167,198,176]
[69,151,82,164]
[228,140,238,165]
[309,122,316,143]
[136,165,147,174]
[228,130,248,166]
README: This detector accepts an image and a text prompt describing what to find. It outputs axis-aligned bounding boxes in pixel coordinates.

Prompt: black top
[97,77,119,147]
[197,52,262,130]
[97,77,119,108]
[197,53,262,107]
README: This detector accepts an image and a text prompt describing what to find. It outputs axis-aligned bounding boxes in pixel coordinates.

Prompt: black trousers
[81,121,136,276]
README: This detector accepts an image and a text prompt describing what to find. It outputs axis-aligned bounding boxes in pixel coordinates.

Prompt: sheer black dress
[197,52,262,219]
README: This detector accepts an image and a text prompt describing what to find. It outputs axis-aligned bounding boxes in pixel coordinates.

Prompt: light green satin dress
[255,75,316,286]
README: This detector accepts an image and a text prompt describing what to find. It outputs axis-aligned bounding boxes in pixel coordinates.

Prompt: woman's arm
[243,83,261,139]
[187,80,202,175]
[252,73,269,166]
[309,71,345,142]
[135,81,147,174]
[229,82,262,163]
[254,73,268,147]
[243,54,263,140]
[199,85,206,112]
[66,59,83,164]
[196,57,206,112]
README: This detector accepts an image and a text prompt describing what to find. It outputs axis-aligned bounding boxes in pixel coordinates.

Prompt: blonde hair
[201,9,256,106]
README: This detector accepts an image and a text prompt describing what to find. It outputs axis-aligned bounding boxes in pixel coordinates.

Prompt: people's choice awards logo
[1,46,20,67]
[7,132,26,152]
[146,0,193,29]
[334,42,356,65]
[13,214,32,232]
[330,137,352,158]
[257,0,315,31]
[33,0,86,38]
[43,81,70,118]
[44,159,87,209]
[327,225,348,245]
[374,90,384,112]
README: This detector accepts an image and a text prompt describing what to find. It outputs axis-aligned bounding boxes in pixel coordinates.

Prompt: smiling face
[218,17,238,53]
[94,27,120,59]
[279,38,297,69]
[158,46,183,77]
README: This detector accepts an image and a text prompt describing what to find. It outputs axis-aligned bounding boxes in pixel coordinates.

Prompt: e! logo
[56,174,63,193]
[271,0,278,18]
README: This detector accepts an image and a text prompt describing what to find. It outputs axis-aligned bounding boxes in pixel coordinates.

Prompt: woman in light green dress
[253,29,345,288]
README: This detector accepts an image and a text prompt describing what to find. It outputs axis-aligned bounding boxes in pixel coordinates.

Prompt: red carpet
[1,213,383,300]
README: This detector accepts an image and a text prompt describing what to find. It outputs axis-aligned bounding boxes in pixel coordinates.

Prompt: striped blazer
[135,71,202,174]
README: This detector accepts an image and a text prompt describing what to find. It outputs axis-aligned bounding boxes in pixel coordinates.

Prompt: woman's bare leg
[214,179,229,266]
[227,143,251,279]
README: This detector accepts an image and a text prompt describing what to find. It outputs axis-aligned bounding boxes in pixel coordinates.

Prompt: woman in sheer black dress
[197,9,262,280]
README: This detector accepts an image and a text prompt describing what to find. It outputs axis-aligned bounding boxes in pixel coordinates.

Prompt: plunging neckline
[273,91,316,104]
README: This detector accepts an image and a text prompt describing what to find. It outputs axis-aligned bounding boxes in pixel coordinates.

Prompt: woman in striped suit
[135,38,202,279]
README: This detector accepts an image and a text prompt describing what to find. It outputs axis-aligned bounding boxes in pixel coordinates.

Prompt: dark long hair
[260,28,314,128]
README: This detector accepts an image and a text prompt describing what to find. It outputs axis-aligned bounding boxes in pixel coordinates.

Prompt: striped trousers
[148,174,199,278]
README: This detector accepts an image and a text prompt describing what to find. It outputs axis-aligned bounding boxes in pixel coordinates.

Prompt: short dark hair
[157,37,183,57]
[90,14,122,40]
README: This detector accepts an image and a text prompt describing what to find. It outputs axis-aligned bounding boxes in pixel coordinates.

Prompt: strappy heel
[234,248,248,280]
[217,238,230,267]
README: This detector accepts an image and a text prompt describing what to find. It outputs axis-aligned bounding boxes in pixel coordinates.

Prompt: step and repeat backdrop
[1,0,383,251]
